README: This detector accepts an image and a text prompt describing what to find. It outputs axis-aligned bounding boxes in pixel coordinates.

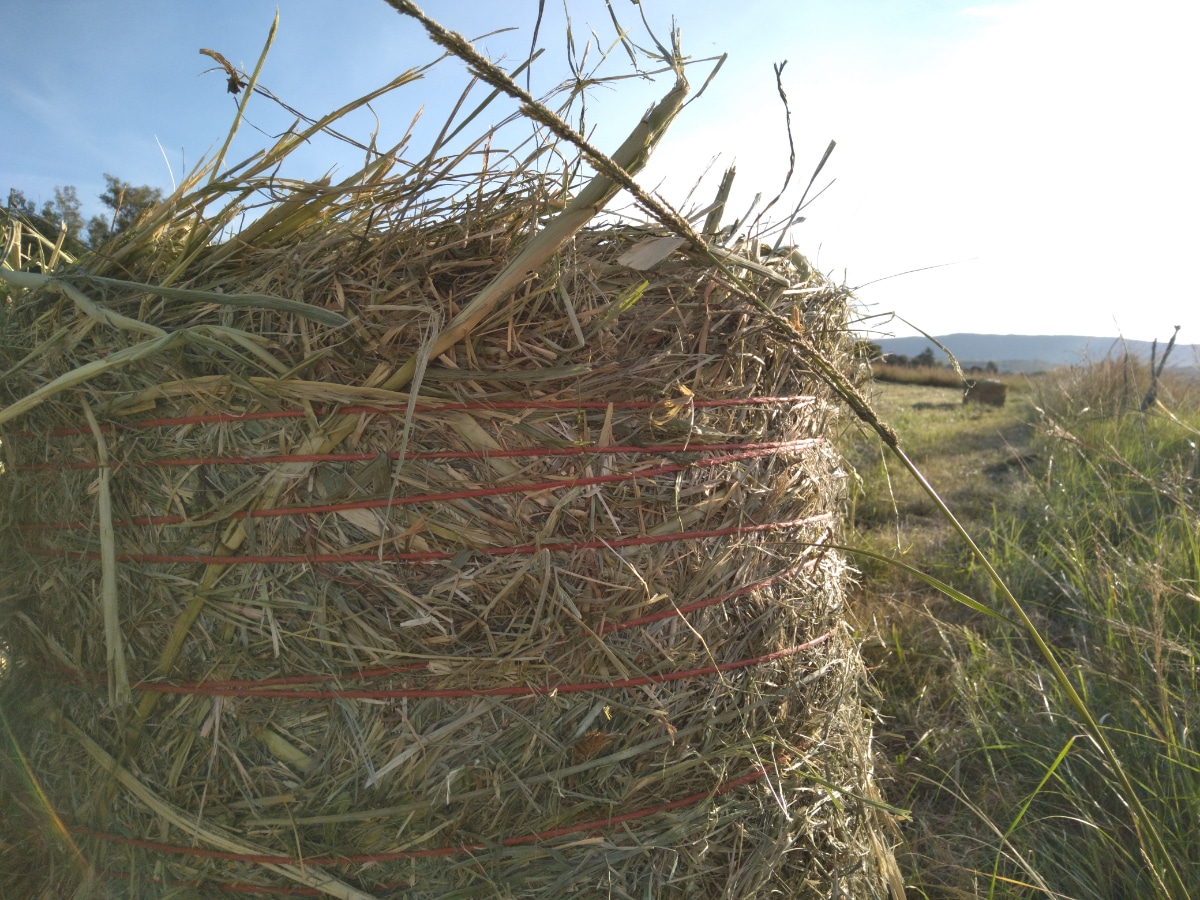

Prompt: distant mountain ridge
[873,333,1199,374]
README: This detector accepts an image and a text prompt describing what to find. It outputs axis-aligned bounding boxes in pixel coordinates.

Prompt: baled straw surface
[0,12,899,899]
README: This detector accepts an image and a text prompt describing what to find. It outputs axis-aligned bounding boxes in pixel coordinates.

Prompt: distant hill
[872,333,1200,374]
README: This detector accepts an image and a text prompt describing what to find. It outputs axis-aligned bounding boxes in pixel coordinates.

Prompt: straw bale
[963,378,1007,407]
[0,16,898,900]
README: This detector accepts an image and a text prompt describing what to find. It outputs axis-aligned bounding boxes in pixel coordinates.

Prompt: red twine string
[11,395,815,439]
[129,630,834,700]
[74,762,772,866]
[25,512,832,566]
[11,437,818,473]
[19,439,820,529]
[601,553,819,634]
[46,556,830,691]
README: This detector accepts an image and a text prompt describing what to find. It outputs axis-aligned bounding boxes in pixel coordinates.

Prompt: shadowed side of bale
[963,379,1007,407]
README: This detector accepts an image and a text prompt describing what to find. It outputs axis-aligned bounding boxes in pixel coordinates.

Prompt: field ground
[843,370,1200,898]
[844,380,1035,573]
[842,380,1044,871]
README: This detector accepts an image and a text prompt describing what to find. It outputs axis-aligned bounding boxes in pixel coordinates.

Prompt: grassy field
[843,362,1200,898]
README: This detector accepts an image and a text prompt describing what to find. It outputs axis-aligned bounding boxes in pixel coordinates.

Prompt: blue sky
[3,0,1197,343]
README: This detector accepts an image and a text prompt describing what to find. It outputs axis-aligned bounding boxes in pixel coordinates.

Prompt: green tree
[39,186,85,243]
[914,347,936,368]
[86,174,164,246]
[5,186,90,263]
[7,186,84,242]
[6,188,37,218]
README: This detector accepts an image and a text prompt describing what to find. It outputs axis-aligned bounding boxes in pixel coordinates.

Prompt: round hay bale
[0,33,897,900]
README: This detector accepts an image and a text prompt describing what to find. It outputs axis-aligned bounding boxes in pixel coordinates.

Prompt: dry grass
[846,371,1200,899]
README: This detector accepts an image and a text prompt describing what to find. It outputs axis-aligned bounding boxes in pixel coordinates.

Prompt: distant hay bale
[964,378,1007,407]
[0,13,899,899]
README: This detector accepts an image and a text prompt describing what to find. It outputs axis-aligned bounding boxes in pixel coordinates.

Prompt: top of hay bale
[0,5,901,898]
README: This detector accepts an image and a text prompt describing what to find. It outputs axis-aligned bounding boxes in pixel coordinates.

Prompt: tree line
[857,340,1000,375]
[5,175,163,250]
[885,347,999,375]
